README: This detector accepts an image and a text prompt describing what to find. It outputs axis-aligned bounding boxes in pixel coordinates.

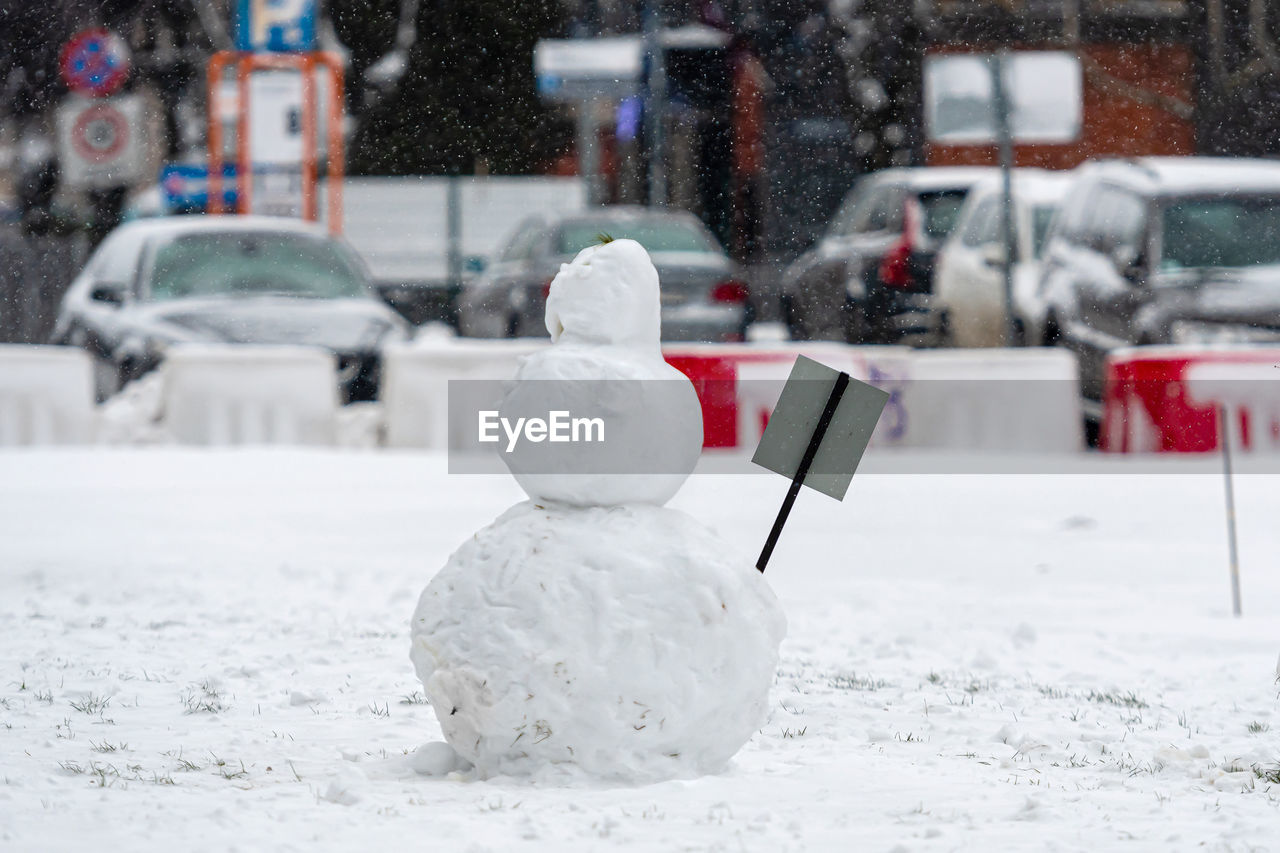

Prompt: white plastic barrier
[0,345,96,446]
[381,340,546,449]
[895,349,1082,451]
[162,345,338,446]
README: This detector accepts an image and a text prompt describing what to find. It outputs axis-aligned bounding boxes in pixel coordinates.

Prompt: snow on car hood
[131,296,404,351]
[1157,266,1280,324]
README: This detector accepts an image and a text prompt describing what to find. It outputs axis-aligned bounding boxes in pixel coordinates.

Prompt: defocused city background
[3,0,1280,452]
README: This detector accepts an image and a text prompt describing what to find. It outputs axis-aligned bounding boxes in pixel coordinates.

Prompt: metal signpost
[752,356,890,572]
[207,0,344,230]
[989,51,1018,346]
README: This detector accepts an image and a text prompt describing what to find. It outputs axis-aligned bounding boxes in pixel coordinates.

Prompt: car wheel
[1010,318,1027,347]
[936,309,953,348]
[1083,415,1101,449]
[841,297,866,344]
[1042,315,1062,346]
[781,292,803,340]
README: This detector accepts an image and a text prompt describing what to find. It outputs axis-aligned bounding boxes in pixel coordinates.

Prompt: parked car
[780,166,996,344]
[933,170,1072,347]
[456,206,750,342]
[51,215,412,402]
[1037,156,1280,421]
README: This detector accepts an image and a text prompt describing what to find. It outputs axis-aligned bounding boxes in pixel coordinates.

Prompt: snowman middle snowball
[498,238,704,507]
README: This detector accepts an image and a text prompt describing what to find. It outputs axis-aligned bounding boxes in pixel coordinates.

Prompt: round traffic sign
[70,103,130,163]
[60,29,130,97]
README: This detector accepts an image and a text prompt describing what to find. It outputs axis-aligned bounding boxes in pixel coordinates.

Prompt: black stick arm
[756,371,850,573]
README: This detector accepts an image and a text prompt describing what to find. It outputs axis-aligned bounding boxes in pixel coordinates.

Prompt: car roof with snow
[865,166,1001,192]
[1080,157,1280,196]
[114,214,331,240]
[86,216,349,286]
[964,169,1075,205]
[548,205,707,226]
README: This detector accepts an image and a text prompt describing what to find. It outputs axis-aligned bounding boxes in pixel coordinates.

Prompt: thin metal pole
[446,173,462,293]
[990,51,1018,346]
[642,0,666,206]
[577,99,601,205]
[756,372,850,573]
[326,54,345,234]
[1219,404,1242,617]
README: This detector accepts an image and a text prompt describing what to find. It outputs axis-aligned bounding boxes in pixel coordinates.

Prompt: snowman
[409,238,786,782]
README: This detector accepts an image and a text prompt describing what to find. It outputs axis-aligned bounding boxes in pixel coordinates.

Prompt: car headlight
[1170,320,1280,345]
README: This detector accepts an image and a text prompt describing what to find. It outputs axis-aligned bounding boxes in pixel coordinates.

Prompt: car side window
[500,222,544,262]
[88,232,142,291]
[1087,186,1147,259]
[1051,184,1094,247]
[826,184,871,237]
[958,196,1000,247]
[862,186,905,233]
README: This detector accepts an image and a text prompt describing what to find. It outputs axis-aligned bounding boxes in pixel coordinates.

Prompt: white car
[933,170,1073,347]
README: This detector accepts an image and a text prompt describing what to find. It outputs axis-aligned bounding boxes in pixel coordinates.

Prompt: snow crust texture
[409,501,787,782]
[544,238,661,351]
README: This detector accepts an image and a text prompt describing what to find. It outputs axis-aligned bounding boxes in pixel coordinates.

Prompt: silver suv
[1038,156,1280,419]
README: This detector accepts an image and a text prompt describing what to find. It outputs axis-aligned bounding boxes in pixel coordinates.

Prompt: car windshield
[1160,196,1280,270]
[145,231,369,301]
[918,190,968,239]
[557,221,716,255]
[1031,204,1059,257]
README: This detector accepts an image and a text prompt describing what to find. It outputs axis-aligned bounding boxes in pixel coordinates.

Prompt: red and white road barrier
[1102,346,1280,453]
[381,340,1081,453]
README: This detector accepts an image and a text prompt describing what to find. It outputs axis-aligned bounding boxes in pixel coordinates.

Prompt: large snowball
[409,501,787,782]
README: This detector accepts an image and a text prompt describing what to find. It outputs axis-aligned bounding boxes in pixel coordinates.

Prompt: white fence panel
[897,348,1082,451]
[162,345,338,446]
[0,345,95,445]
[382,340,546,449]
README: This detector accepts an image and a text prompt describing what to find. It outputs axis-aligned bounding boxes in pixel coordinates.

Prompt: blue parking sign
[234,0,317,53]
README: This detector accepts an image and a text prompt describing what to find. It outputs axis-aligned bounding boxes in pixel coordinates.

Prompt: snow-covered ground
[2,449,1278,851]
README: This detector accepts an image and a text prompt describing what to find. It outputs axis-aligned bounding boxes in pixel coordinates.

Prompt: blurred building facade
[5,0,1280,342]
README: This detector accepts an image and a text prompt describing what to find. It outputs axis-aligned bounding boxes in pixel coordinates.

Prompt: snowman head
[545,238,661,351]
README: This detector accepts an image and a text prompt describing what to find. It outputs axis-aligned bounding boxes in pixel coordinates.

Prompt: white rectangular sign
[56,94,151,189]
[924,51,1083,145]
[249,71,304,165]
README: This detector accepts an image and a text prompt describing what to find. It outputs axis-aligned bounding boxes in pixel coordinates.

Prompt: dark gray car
[456,207,750,342]
[1038,157,1280,419]
[50,216,412,402]
[780,167,996,344]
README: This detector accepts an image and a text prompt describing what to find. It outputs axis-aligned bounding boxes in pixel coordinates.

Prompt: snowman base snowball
[410,502,786,782]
